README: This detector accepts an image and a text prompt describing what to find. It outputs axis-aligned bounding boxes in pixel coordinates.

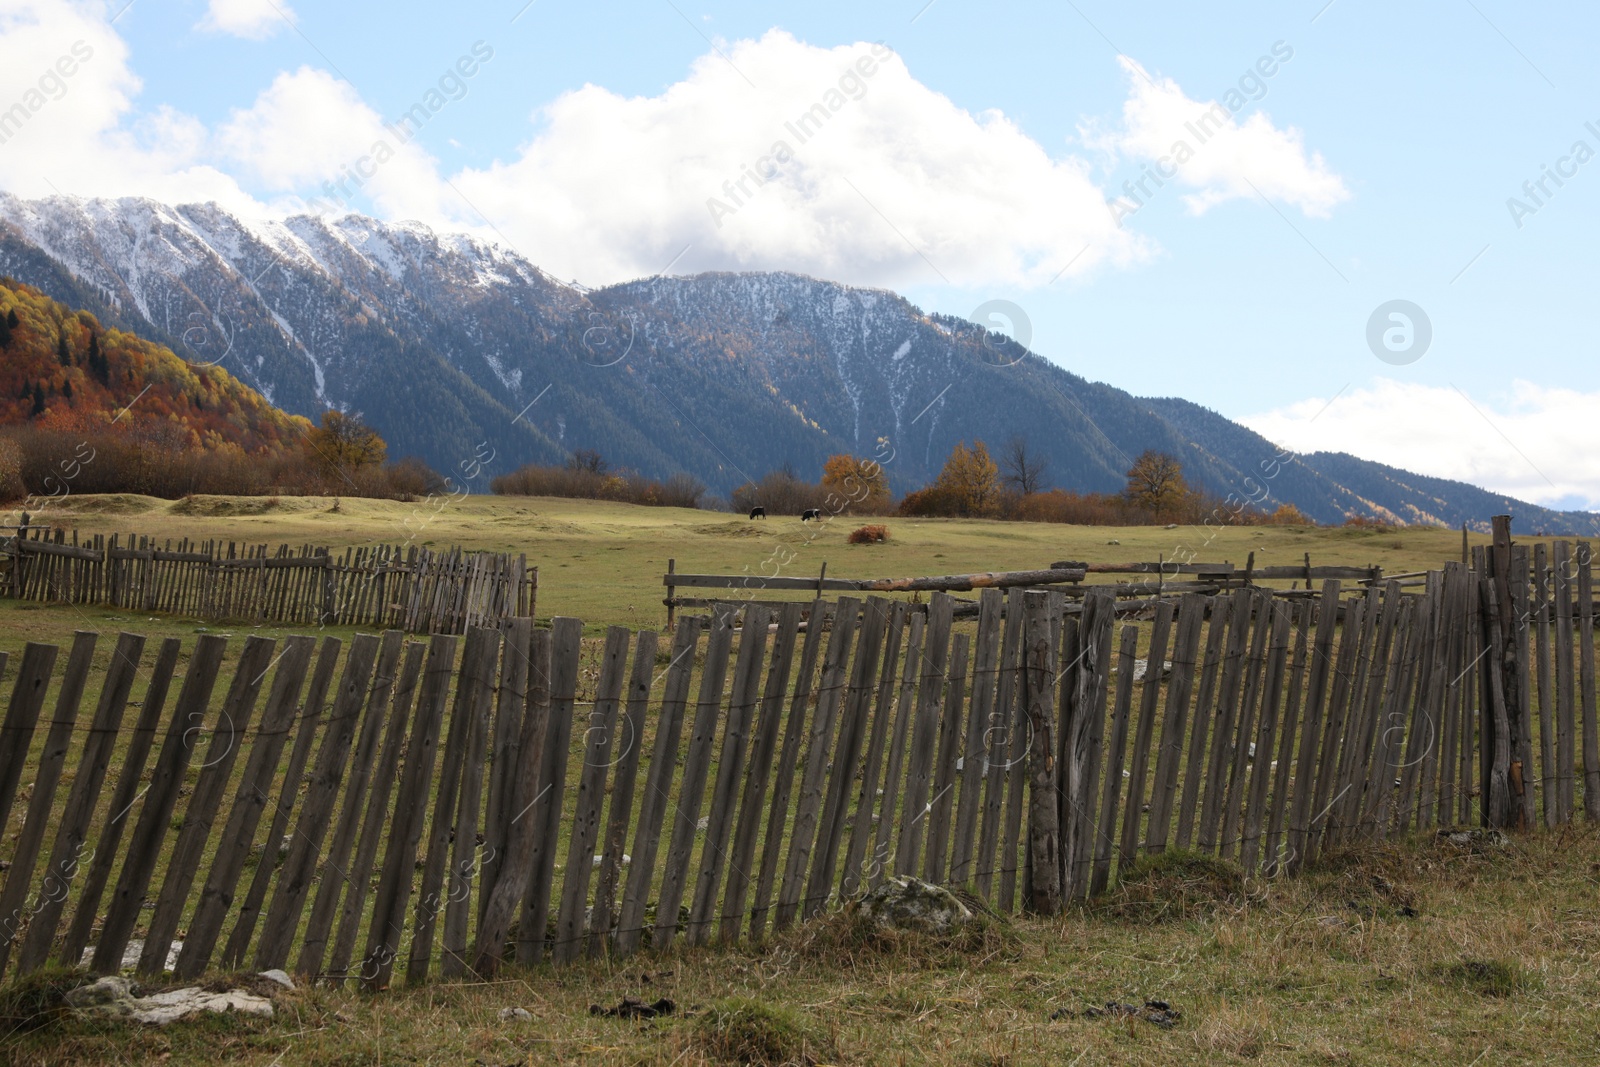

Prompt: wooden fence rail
[0,525,535,635]
[662,554,1400,625]
[0,522,1593,990]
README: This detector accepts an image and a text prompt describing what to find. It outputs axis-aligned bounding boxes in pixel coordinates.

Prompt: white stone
[258,969,295,990]
[499,1007,534,1022]
[64,976,274,1027]
[856,875,973,935]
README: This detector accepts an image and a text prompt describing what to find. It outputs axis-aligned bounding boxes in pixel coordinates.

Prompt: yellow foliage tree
[821,453,890,510]
[305,410,387,476]
[934,440,999,516]
[1124,450,1187,514]
[1269,502,1311,526]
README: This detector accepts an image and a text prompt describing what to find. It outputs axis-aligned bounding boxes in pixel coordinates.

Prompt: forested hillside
[0,277,308,453]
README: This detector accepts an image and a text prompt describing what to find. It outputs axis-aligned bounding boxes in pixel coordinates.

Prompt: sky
[1,0,1597,510]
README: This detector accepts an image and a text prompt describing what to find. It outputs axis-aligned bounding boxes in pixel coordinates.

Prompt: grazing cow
[749,506,766,520]
[801,508,822,522]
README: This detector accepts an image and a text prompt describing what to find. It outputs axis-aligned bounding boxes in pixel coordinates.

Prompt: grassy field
[5,828,1597,1066]
[4,493,1492,640]
[0,495,1588,1066]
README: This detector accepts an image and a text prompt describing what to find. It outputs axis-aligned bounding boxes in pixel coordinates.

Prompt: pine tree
[62,378,72,400]
[56,330,70,366]
[87,332,109,385]
[0,313,10,348]
[5,310,17,330]
[30,383,44,417]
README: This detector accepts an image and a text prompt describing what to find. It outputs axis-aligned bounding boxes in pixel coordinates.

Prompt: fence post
[1023,591,1061,915]
[321,550,336,625]
[1484,515,1523,829]
[10,511,27,599]
[664,557,676,629]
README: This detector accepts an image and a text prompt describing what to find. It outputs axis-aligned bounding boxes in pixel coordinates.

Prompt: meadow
[4,492,1484,640]
[0,494,1588,1067]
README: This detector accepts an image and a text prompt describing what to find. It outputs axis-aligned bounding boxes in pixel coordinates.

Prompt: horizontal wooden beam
[665,567,1086,593]
[1077,561,1235,576]
[1251,565,1379,581]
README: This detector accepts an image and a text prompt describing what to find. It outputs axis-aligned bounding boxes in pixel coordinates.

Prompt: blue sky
[3,0,1598,507]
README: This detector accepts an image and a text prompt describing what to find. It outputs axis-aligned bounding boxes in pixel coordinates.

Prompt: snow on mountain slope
[1,192,1595,531]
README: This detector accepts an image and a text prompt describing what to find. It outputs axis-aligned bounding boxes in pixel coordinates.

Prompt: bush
[1343,513,1396,531]
[384,456,449,500]
[1,425,447,502]
[896,485,955,518]
[731,469,827,517]
[847,524,888,544]
[490,460,704,508]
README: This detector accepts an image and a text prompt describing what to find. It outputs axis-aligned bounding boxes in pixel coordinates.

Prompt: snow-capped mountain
[0,192,1594,532]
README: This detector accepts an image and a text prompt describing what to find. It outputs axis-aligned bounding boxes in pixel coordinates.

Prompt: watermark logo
[577,309,637,368]
[970,299,1031,367]
[1366,299,1431,366]
[1506,121,1600,230]
[179,306,235,369]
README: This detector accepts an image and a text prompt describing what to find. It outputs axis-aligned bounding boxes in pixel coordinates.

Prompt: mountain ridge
[1,192,1594,534]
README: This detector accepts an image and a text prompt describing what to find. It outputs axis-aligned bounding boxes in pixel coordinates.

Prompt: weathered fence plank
[93,635,229,975]
[175,635,316,980]
[0,633,97,979]
[361,634,457,991]
[689,606,771,947]
[17,633,145,974]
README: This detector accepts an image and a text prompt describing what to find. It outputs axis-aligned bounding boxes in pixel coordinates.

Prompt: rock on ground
[856,876,973,935]
[63,976,275,1027]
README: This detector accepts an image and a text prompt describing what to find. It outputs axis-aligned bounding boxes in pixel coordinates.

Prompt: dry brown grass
[6,827,1599,1065]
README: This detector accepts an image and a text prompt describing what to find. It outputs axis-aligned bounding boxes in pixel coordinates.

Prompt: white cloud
[196,0,295,41]
[216,66,449,219]
[0,14,1349,292]
[446,31,1152,287]
[1240,379,1600,511]
[1084,56,1349,218]
[0,0,261,210]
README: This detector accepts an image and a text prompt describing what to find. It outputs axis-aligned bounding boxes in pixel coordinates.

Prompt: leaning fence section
[0,525,535,634]
[0,522,1593,991]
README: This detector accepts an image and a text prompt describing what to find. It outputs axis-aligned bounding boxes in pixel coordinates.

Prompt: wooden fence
[662,554,1398,625]
[0,525,535,635]
[0,525,1592,989]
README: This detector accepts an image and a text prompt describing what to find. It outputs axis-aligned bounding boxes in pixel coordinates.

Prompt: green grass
[5,827,1598,1065]
[11,491,1497,635]
[0,494,1592,1065]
